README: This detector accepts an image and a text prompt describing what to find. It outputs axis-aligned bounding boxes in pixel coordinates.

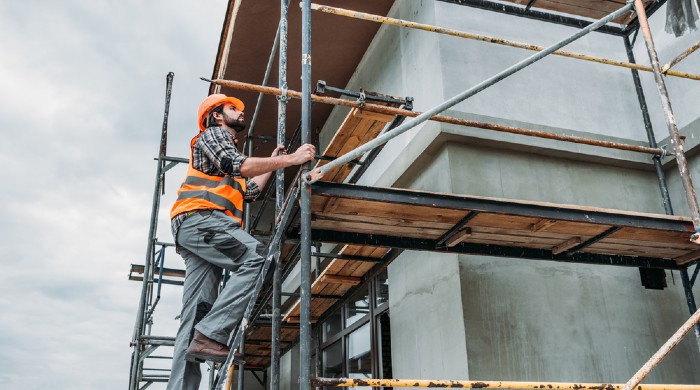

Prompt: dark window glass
[345,287,369,327]
[323,309,342,342]
[347,323,371,390]
[323,340,343,390]
[377,312,392,381]
[375,269,389,307]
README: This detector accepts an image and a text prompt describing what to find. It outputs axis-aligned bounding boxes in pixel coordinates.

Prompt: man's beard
[224,113,246,133]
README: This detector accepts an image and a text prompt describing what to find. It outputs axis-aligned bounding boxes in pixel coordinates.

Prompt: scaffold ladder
[210,180,300,390]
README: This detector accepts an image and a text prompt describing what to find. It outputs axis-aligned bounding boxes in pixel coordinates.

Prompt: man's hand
[288,144,316,165]
[241,143,316,178]
[271,144,286,158]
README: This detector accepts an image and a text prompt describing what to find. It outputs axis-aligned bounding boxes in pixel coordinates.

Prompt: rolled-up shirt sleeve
[197,127,248,177]
[244,179,261,201]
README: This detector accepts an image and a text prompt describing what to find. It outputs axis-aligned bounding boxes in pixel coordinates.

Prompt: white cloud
[0,0,227,388]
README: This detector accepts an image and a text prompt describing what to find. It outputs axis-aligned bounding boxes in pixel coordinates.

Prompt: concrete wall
[444,142,700,383]
[387,146,470,379]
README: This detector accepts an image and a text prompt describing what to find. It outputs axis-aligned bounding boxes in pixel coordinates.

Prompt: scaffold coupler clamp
[278,82,289,104]
[316,80,327,94]
[404,96,415,111]
[357,89,366,111]
[659,145,669,159]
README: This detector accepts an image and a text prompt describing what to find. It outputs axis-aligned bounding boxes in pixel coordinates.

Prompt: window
[345,288,370,327]
[323,341,343,390]
[323,310,343,342]
[320,269,391,390]
[375,269,389,308]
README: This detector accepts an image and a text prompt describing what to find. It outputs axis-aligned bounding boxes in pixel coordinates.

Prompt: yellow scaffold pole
[310,3,700,82]
[311,377,700,390]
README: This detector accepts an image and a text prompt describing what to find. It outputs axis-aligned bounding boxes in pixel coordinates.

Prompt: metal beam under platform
[303,181,699,270]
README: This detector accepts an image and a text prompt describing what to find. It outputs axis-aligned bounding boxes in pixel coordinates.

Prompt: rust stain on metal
[471,382,489,389]
[209,79,664,156]
[312,3,700,81]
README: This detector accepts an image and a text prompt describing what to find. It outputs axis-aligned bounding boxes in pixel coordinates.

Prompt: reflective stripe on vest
[182,175,244,193]
[170,156,246,226]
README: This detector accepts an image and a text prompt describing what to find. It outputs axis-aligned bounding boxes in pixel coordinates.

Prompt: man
[166,94,315,389]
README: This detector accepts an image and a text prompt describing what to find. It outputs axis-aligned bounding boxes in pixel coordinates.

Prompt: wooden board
[502,0,652,25]
[242,326,300,368]
[316,92,401,184]
[282,245,388,323]
[310,184,697,265]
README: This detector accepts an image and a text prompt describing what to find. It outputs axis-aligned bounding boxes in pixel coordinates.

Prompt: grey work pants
[166,210,265,390]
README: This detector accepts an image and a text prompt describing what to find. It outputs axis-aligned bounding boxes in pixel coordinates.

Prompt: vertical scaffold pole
[237,340,245,390]
[129,72,174,390]
[271,1,289,390]
[633,0,700,235]
[680,269,700,352]
[622,3,700,388]
[623,35,674,215]
[300,1,313,390]
[624,32,700,352]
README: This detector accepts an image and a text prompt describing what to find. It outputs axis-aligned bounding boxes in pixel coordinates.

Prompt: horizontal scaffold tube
[662,39,700,73]
[311,377,700,390]
[204,78,663,156]
[310,3,700,82]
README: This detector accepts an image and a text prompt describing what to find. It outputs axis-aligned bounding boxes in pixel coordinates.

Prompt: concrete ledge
[439,109,658,169]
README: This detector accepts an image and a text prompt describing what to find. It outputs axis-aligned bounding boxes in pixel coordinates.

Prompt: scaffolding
[128,1,700,389]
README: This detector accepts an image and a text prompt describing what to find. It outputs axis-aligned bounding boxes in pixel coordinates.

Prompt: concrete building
[129,1,700,389]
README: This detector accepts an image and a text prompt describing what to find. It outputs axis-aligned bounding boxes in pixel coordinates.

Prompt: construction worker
[166,94,315,389]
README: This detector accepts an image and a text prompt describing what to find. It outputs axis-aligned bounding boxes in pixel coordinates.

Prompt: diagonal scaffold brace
[211,177,301,390]
[304,1,635,184]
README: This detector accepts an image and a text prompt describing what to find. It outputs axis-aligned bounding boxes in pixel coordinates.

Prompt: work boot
[184,330,248,364]
[185,330,230,363]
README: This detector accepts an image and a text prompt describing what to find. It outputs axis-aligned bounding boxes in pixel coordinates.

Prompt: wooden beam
[675,249,700,265]
[351,107,395,122]
[285,316,320,324]
[318,274,362,285]
[551,237,583,255]
[530,219,557,232]
[445,227,473,247]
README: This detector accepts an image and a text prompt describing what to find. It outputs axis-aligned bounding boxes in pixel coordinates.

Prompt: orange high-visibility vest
[170,133,246,227]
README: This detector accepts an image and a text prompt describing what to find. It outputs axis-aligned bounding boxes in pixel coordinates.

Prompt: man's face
[222,104,246,133]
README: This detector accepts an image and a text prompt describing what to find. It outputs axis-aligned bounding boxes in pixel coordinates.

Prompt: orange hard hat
[197,94,245,131]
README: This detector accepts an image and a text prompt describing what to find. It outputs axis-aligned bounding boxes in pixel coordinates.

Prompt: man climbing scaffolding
[166,94,315,389]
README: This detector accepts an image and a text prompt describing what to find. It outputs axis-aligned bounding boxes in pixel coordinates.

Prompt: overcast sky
[0,1,227,388]
[2,1,700,389]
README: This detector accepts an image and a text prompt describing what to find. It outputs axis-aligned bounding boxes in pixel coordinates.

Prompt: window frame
[319,269,391,388]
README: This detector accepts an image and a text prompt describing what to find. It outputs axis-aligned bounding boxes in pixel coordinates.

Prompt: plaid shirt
[171,127,261,239]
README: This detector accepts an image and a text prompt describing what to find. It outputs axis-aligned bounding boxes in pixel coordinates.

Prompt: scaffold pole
[202,78,663,156]
[633,0,700,240]
[270,1,290,390]
[299,2,313,390]
[311,377,700,390]
[129,72,174,390]
[309,3,700,82]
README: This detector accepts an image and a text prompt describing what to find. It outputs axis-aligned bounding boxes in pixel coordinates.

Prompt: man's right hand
[288,144,316,165]
[240,143,317,178]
